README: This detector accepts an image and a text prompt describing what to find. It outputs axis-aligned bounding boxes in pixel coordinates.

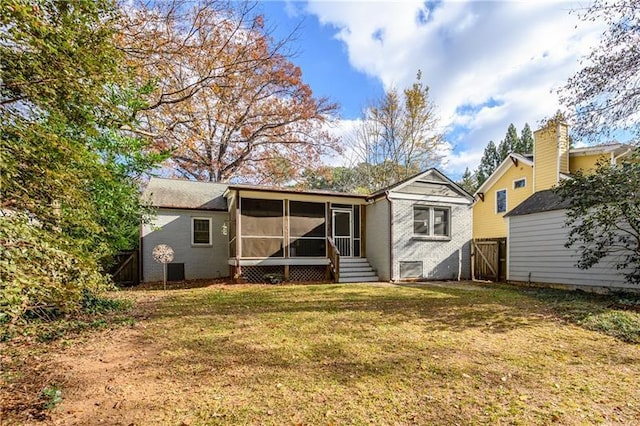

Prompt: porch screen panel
[241,198,284,257]
[289,201,326,257]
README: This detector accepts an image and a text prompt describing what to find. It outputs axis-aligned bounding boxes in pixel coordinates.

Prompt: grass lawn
[2,282,640,425]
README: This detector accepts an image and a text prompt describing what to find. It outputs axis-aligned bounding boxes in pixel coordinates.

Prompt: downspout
[387,191,394,282]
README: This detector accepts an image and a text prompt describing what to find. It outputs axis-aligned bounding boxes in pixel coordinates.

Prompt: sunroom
[224,185,370,282]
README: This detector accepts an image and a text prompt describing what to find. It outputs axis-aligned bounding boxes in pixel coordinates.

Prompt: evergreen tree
[497,123,520,159]
[457,167,477,193]
[476,140,501,187]
[519,123,534,153]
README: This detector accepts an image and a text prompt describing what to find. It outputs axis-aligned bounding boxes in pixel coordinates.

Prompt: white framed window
[192,217,213,246]
[496,189,507,213]
[513,178,526,189]
[413,205,450,238]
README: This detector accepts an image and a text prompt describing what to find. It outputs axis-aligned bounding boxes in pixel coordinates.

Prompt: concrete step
[340,270,377,278]
[335,257,379,283]
[339,274,379,283]
[339,266,374,273]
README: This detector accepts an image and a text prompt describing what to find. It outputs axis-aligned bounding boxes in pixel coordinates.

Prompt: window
[496,189,507,213]
[413,206,430,235]
[413,206,450,238]
[514,178,526,189]
[192,217,212,245]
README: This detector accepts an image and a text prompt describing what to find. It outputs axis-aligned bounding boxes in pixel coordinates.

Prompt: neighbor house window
[514,178,526,189]
[496,189,507,213]
[192,217,212,245]
[413,206,450,238]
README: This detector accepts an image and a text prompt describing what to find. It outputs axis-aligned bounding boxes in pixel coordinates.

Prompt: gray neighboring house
[141,169,473,283]
[506,190,635,291]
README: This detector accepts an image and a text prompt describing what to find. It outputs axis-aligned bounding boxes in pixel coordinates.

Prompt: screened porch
[225,188,367,282]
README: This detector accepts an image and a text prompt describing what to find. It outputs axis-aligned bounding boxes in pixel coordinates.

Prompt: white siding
[142,208,229,282]
[508,209,633,289]
[365,198,391,281]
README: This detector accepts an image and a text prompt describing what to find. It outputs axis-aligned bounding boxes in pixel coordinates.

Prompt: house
[505,189,636,291]
[472,122,633,239]
[141,169,473,283]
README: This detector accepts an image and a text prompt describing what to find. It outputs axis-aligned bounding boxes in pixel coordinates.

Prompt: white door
[332,210,352,257]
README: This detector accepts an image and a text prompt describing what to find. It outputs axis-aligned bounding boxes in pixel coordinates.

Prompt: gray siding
[391,199,472,281]
[508,209,633,289]
[365,198,391,281]
[142,209,229,282]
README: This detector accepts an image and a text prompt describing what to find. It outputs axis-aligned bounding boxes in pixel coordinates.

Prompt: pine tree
[519,123,534,153]
[476,140,501,187]
[457,167,477,193]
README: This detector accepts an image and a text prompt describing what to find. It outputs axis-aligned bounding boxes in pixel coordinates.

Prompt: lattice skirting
[240,265,329,283]
[290,265,327,282]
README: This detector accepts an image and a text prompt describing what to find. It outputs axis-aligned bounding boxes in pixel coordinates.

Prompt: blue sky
[256,1,606,179]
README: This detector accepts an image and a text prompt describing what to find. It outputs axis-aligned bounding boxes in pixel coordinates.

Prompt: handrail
[327,237,340,283]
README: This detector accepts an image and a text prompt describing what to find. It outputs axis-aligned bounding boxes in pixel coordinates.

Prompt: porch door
[332,210,352,257]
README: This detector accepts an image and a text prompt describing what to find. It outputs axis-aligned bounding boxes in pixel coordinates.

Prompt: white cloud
[305,0,605,176]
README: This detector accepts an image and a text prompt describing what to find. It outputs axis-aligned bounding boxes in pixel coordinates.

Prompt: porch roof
[225,184,368,199]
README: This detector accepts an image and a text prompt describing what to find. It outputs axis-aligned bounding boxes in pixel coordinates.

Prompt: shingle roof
[504,189,572,217]
[143,177,228,211]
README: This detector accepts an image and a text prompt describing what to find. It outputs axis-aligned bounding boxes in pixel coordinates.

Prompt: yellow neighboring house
[472,122,633,239]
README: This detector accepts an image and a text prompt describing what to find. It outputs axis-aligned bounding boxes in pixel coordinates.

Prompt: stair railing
[327,237,340,283]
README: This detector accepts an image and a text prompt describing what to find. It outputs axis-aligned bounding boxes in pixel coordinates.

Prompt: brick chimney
[533,121,569,192]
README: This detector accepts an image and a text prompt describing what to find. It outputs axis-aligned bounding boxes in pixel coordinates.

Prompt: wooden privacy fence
[110,250,139,286]
[471,238,506,282]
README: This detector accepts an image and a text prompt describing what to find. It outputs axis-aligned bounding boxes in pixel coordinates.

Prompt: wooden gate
[471,238,506,282]
[110,250,139,286]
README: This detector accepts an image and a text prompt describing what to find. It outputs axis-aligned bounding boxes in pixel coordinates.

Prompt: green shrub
[0,215,110,323]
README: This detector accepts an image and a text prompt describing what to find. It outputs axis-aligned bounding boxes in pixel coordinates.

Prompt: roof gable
[368,168,473,201]
[474,153,533,199]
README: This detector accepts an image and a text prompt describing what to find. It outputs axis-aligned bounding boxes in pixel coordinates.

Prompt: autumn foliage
[120,0,340,184]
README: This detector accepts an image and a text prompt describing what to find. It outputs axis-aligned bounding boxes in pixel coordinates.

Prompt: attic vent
[400,261,423,279]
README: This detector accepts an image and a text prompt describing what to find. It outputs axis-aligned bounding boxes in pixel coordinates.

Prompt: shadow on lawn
[146,283,550,336]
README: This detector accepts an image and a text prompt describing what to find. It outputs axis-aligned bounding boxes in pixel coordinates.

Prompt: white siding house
[506,190,634,291]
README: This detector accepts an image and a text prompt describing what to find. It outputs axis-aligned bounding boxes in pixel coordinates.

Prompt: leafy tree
[120,0,339,184]
[1,0,162,322]
[348,71,445,192]
[560,0,640,142]
[554,150,640,285]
